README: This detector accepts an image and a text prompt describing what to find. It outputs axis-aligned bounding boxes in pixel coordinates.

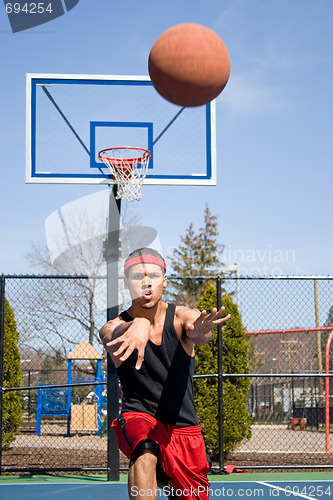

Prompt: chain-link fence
[221,276,333,470]
[1,274,333,474]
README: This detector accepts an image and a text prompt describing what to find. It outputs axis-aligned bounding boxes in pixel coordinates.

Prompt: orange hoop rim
[98,147,151,166]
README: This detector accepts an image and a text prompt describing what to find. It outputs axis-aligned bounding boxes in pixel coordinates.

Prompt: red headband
[124,255,166,273]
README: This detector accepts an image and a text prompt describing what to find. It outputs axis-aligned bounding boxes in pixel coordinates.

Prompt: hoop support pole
[106,186,120,481]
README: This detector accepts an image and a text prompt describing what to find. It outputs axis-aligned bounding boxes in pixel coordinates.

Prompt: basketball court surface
[1,473,333,499]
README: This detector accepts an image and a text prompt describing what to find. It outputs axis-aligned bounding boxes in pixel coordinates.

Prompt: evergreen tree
[170,205,224,307]
[194,284,252,458]
[2,299,23,450]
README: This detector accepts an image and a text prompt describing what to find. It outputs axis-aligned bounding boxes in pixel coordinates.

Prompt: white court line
[257,481,316,500]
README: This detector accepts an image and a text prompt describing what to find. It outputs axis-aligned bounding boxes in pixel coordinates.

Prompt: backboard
[26,74,216,186]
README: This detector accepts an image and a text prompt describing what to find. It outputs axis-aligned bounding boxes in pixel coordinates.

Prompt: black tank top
[117,303,199,426]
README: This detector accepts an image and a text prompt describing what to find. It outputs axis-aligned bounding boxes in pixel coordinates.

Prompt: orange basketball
[148,23,230,107]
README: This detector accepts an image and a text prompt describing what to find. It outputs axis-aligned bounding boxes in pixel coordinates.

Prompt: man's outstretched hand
[185,307,231,345]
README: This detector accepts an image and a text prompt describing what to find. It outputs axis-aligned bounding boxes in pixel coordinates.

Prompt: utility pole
[281,340,297,416]
[314,279,323,394]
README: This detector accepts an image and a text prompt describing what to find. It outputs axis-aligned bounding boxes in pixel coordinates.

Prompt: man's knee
[131,439,160,464]
[132,449,158,472]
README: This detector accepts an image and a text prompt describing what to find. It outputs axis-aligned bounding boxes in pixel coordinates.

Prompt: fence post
[0,275,5,474]
[216,276,224,471]
[106,187,120,481]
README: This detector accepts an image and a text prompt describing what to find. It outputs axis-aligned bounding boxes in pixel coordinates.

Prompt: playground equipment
[36,341,105,436]
[36,385,71,436]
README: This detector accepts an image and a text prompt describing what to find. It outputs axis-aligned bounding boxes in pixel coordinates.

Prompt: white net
[99,148,151,202]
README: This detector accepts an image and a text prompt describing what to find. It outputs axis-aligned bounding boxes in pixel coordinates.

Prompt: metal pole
[314,279,323,395]
[0,275,5,474]
[291,374,295,418]
[236,263,240,310]
[106,186,121,481]
[216,276,224,471]
[325,330,333,452]
[28,371,31,421]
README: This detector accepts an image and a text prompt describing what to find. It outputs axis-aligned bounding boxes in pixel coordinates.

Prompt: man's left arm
[181,307,231,346]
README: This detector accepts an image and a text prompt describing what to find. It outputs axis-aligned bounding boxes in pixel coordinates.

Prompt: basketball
[148,23,230,107]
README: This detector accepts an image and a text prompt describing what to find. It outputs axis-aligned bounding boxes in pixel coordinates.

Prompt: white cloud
[217,73,289,116]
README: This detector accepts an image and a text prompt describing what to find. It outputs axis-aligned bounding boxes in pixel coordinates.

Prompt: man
[100,248,230,500]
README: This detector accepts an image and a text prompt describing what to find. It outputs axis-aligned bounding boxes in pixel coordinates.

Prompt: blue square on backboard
[90,121,154,170]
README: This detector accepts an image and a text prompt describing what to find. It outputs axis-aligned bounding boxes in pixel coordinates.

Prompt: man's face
[125,262,167,307]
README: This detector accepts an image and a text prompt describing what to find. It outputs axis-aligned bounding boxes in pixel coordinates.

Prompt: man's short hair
[124,248,166,277]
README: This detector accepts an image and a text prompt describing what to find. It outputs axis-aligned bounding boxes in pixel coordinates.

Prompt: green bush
[2,299,23,450]
[194,284,252,458]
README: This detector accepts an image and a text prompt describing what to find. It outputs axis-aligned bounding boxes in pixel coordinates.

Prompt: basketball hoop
[98,147,151,202]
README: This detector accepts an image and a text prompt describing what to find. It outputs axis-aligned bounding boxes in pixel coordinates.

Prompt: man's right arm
[99,317,151,370]
[99,318,132,367]
[100,318,130,347]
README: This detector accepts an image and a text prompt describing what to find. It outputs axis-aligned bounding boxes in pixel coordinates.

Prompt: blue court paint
[1,480,333,500]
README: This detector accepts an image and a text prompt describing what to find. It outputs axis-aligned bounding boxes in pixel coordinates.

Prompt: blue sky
[1,0,332,276]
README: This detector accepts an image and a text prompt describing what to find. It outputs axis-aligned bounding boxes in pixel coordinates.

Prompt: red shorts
[112,412,210,499]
